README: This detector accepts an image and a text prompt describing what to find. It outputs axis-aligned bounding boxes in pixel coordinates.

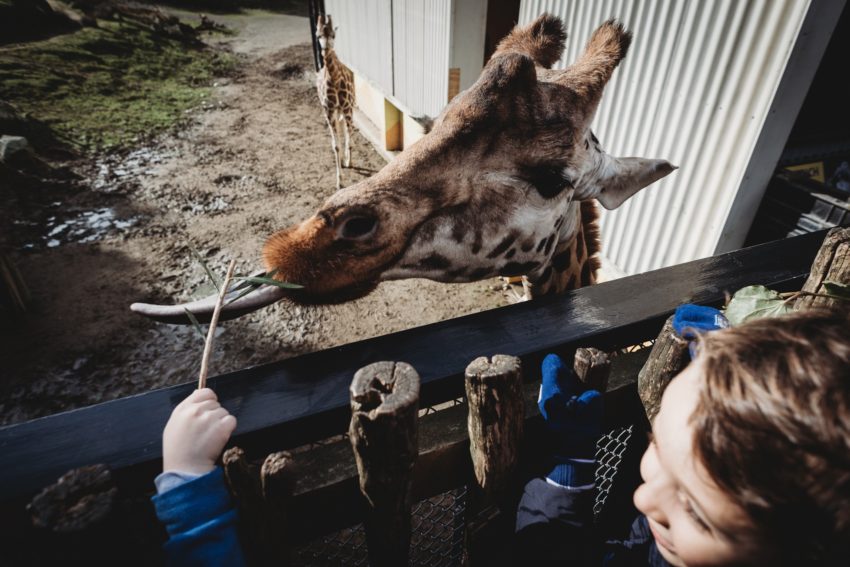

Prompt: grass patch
[0,19,238,153]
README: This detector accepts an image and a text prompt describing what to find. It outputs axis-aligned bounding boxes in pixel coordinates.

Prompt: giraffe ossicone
[131,14,676,323]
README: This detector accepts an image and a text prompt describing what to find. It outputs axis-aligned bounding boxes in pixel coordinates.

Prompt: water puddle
[92,146,177,193]
[23,207,139,249]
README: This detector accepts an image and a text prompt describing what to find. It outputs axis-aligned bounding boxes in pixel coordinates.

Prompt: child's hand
[538,354,603,489]
[162,388,237,475]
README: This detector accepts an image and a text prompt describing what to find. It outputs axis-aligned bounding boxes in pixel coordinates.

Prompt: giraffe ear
[593,156,677,210]
[327,14,333,27]
[318,14,325,27]
[478,52,537,98]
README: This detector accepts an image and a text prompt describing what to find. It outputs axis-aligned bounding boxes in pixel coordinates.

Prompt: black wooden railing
[0,230,826,503]
[0,230,828,565]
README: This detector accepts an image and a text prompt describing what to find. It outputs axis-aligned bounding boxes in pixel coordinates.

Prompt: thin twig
[198,259,237,390]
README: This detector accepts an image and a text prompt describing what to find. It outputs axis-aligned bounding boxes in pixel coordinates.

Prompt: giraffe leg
[342,111,353,168]
[324,111,341,189]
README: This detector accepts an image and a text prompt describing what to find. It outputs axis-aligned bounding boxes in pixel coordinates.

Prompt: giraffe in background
[315,13,355,189]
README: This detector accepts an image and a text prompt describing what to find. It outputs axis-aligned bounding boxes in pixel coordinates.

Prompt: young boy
[518,308,850,566]
[151,387,245,566]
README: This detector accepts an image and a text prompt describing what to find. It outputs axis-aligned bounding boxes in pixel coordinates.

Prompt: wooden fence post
[223,447,266,562]
[261,451,295,563]
[349,361,420,567]
[574,347,611,392]
[794,227,850,311]
[28,464,117,533]
[463,355,523,566]
[637,317,689,424]
[223,447,296,565]
[26,464,127,563]
[464,355,524,496]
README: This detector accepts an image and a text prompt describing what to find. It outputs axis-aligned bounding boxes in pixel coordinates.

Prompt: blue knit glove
[538,354,603,490]
[672,304,729,359]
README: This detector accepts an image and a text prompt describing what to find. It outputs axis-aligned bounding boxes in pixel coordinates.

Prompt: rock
[0,100,23,124]
[0,135,29,162]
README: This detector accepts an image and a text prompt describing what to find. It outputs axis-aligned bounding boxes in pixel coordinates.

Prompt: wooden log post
[574,347,611,393]
[349,361,420,567]
[794,227,850,311]
[637,316,690,424]
[26,464,128,563]
[462,355,523,567]
[223,447,296,565]
[223,446,265,560]
[464,355,524,497]
[261,451,296,563]
[28,464,117,533]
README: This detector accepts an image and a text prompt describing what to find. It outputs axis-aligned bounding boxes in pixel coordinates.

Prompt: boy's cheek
[632,482,649,515]
[639,444,660,483]
[633,447,662,517]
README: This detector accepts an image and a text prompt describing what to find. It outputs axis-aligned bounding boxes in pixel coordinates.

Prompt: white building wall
[450,0,487,93]
[519,0,838,275]
[325,1,486,124]
[392,0,453,117]
[324,0,393,91]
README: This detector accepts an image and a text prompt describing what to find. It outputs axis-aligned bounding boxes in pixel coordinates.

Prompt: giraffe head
[262,14,675,305]
[316,14,335,51]
[131,14,676,322]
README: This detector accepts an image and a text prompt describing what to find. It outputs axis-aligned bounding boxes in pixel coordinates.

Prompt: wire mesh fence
[291,487,468,567]
[593,425,634,519]
[291,425,635,566]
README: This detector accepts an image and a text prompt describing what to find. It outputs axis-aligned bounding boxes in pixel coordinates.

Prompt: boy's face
[633,361,757,566]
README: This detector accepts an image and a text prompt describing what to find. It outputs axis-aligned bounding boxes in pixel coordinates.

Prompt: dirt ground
[0,11,506,425]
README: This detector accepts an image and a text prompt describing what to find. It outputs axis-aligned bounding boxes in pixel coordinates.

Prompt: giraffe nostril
[339,216,377,239]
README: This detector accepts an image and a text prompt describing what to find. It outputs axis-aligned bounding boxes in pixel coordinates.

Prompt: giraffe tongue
[130,279,287,324]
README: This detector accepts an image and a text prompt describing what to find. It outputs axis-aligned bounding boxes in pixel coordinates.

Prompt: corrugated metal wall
[325,0,452,118]
[519,0,812,275]
[393,0,452,117]
[324,0,394,92]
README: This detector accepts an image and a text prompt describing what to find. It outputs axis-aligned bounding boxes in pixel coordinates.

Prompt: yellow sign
[785,161,825,183]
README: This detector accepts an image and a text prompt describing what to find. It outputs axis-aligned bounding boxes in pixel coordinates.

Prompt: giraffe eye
[339,216,377,239]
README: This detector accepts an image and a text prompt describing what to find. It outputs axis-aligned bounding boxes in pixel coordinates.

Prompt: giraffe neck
[530,200,600,295]
[322,48,343,76]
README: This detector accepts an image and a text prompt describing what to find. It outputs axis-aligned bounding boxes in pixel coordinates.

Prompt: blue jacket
[152,467,246,567]
[604,515,670,567]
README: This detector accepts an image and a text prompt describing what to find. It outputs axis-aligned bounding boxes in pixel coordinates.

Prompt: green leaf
[229,277,255,292]
[724,285,793,326]
[229,269,280,291]
[225,283,260,305]
[234,276,303,289]
[190,247,220,291]
[183,308,207,341]
[822,281,850,301]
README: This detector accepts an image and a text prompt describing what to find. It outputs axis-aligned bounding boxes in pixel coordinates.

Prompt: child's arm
[151,388,246,567]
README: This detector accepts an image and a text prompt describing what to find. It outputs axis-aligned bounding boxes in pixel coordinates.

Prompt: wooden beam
[0,230,827,505]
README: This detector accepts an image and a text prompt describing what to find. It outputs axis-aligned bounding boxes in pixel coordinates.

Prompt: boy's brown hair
[690,309,850,565]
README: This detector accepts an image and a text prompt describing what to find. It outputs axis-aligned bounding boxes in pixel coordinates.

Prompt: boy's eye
[683,498,711,533]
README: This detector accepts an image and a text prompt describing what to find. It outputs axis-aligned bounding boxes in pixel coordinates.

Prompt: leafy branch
[724,281,850,325]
